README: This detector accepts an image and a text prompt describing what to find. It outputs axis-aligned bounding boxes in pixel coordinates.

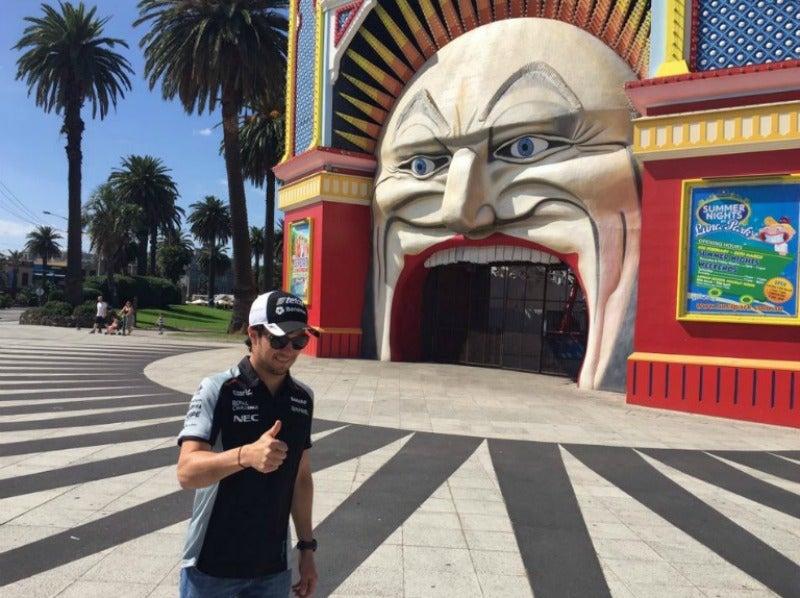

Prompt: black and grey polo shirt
[178,356,314,578]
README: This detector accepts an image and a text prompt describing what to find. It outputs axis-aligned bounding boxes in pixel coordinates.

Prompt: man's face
[372,19,641,389]
[248,328,306,377]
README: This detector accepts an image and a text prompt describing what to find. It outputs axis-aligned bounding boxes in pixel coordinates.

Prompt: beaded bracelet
[237,445,246,469]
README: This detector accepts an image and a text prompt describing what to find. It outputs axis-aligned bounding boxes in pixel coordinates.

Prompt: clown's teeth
[423,245,560,268]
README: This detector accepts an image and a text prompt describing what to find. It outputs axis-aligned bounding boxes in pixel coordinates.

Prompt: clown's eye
[494,135,560,162]
[398,155,450,178]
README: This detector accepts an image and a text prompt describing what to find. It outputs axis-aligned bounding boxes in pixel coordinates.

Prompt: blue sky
[0,1,270,254]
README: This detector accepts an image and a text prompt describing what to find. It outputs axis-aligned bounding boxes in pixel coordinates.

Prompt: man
[90,295,108,334]
[177,290,319,597]
[371,18,641,391]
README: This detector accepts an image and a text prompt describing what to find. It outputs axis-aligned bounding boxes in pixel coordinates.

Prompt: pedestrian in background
[90,295,108,334]
[177,290,319,598]
[120,300,135,335]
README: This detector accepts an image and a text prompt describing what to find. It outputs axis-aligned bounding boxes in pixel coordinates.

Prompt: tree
[109,154,182,276]
[197,244,232,296]
[250,225,265,291]
[187,195,231,306]
[25,225,63,290]
[272,218,284,290]
[14,2,133,306]
[237,98,285,294]
[136,0,289,332]
[83,182,141,304]
[158,229,194,283]
[3,251,28,297]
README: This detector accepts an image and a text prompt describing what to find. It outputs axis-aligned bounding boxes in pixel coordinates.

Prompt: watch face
[297,539,317,551]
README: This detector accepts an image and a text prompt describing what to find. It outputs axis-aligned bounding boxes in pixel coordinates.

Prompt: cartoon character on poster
[754,216,796,256]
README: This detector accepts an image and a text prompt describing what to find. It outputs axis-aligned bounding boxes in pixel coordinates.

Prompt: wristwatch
[296,539,317,552]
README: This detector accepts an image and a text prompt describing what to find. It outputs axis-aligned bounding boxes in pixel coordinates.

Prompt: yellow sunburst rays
[397,1,438,58]
[336,49,402,152]
[334,0,651,151]
[543,0,561,19]
[359,28,415,82]
[627,9,651,78]
[509,0,525,19]
[374,5,426,70]
[588,0,615,38]
[584,0,650,78]
[418,0,451,49]
[458,0,479,29]
[342,73,395,111]
[573,0,595,28]
[440,0,465,38]
[495,1,509,20]
[475,0,493,25]
[526,1,543,17]
[601,0,630,48]
[558,0,576,22]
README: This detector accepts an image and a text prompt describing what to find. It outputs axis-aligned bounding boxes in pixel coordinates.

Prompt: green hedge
[83,275,181,309]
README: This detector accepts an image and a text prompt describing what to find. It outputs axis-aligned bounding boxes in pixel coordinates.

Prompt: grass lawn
[136,305,244,342]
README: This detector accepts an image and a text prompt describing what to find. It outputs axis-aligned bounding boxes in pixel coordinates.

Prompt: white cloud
[0,219,35,236]
[194,128,213,136]
[0,219,35,251]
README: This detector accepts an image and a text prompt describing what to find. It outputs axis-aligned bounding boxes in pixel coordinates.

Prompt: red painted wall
[283,201,370,356]
[637,149,800,361]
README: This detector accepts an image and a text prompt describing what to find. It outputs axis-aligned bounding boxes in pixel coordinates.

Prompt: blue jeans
[179,566,291,598]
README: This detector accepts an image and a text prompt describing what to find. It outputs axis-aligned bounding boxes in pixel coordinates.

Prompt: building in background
[275,0,799,428]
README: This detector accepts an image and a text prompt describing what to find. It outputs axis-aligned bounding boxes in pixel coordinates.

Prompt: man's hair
[244,325,268,350]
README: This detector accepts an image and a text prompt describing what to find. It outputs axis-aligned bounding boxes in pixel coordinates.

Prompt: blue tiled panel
[696,0,799,70]
[294,0,316,155]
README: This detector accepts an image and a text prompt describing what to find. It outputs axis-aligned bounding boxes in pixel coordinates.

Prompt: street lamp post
[42,210,68,221]
[41,211,70,293]
[43,210,99,280]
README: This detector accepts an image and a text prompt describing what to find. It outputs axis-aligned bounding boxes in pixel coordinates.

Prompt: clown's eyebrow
[479,62,582,123]
[392,89,448,144]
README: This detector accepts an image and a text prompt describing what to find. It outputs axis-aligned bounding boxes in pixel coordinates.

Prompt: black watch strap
[296,539,317,552]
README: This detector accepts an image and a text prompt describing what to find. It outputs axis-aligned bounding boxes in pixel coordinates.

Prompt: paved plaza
[0,308,798,597]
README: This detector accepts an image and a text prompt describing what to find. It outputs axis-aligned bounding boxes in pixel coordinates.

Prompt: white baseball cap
[248,291,319,337]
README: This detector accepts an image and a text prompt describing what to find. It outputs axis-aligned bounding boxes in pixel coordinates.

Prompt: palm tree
[25,225,63,290]
[188,196,231,306]
[0,253,7,294]
[136,0,289,332]
[83,182,141,304]
[250,226,265,291]
[272,218,284,290]
[4,251,28,298]
[158,229,194,283]
[237,97,285,293]
[14,2,133,307]
[109,154,182,276]
[197,244,232,297]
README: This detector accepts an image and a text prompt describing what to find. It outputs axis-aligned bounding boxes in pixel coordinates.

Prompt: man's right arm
[177,440,247,489]
[177,422,289,489]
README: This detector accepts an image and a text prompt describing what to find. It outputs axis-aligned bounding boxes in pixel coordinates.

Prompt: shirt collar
[236,356,298,392]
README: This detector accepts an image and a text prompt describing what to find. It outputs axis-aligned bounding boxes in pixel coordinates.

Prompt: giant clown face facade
[371,18,641,390]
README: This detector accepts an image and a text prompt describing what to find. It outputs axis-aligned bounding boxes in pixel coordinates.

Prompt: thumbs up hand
[241,420,288,473]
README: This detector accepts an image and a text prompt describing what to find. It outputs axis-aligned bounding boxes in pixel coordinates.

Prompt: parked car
[214,294,234,309]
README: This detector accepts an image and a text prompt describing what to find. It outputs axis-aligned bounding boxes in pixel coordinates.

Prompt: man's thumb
[264,419,282,438]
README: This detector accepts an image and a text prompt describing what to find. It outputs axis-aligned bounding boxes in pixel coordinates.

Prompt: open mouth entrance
[421,262,587,379]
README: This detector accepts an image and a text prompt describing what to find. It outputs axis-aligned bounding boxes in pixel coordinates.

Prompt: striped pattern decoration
[332,0,650,153]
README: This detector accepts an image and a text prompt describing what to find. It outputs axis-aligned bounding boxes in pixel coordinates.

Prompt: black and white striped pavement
[0,333,798,597]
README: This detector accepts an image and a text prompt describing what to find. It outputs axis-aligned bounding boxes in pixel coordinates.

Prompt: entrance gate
[422,263,587,378]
